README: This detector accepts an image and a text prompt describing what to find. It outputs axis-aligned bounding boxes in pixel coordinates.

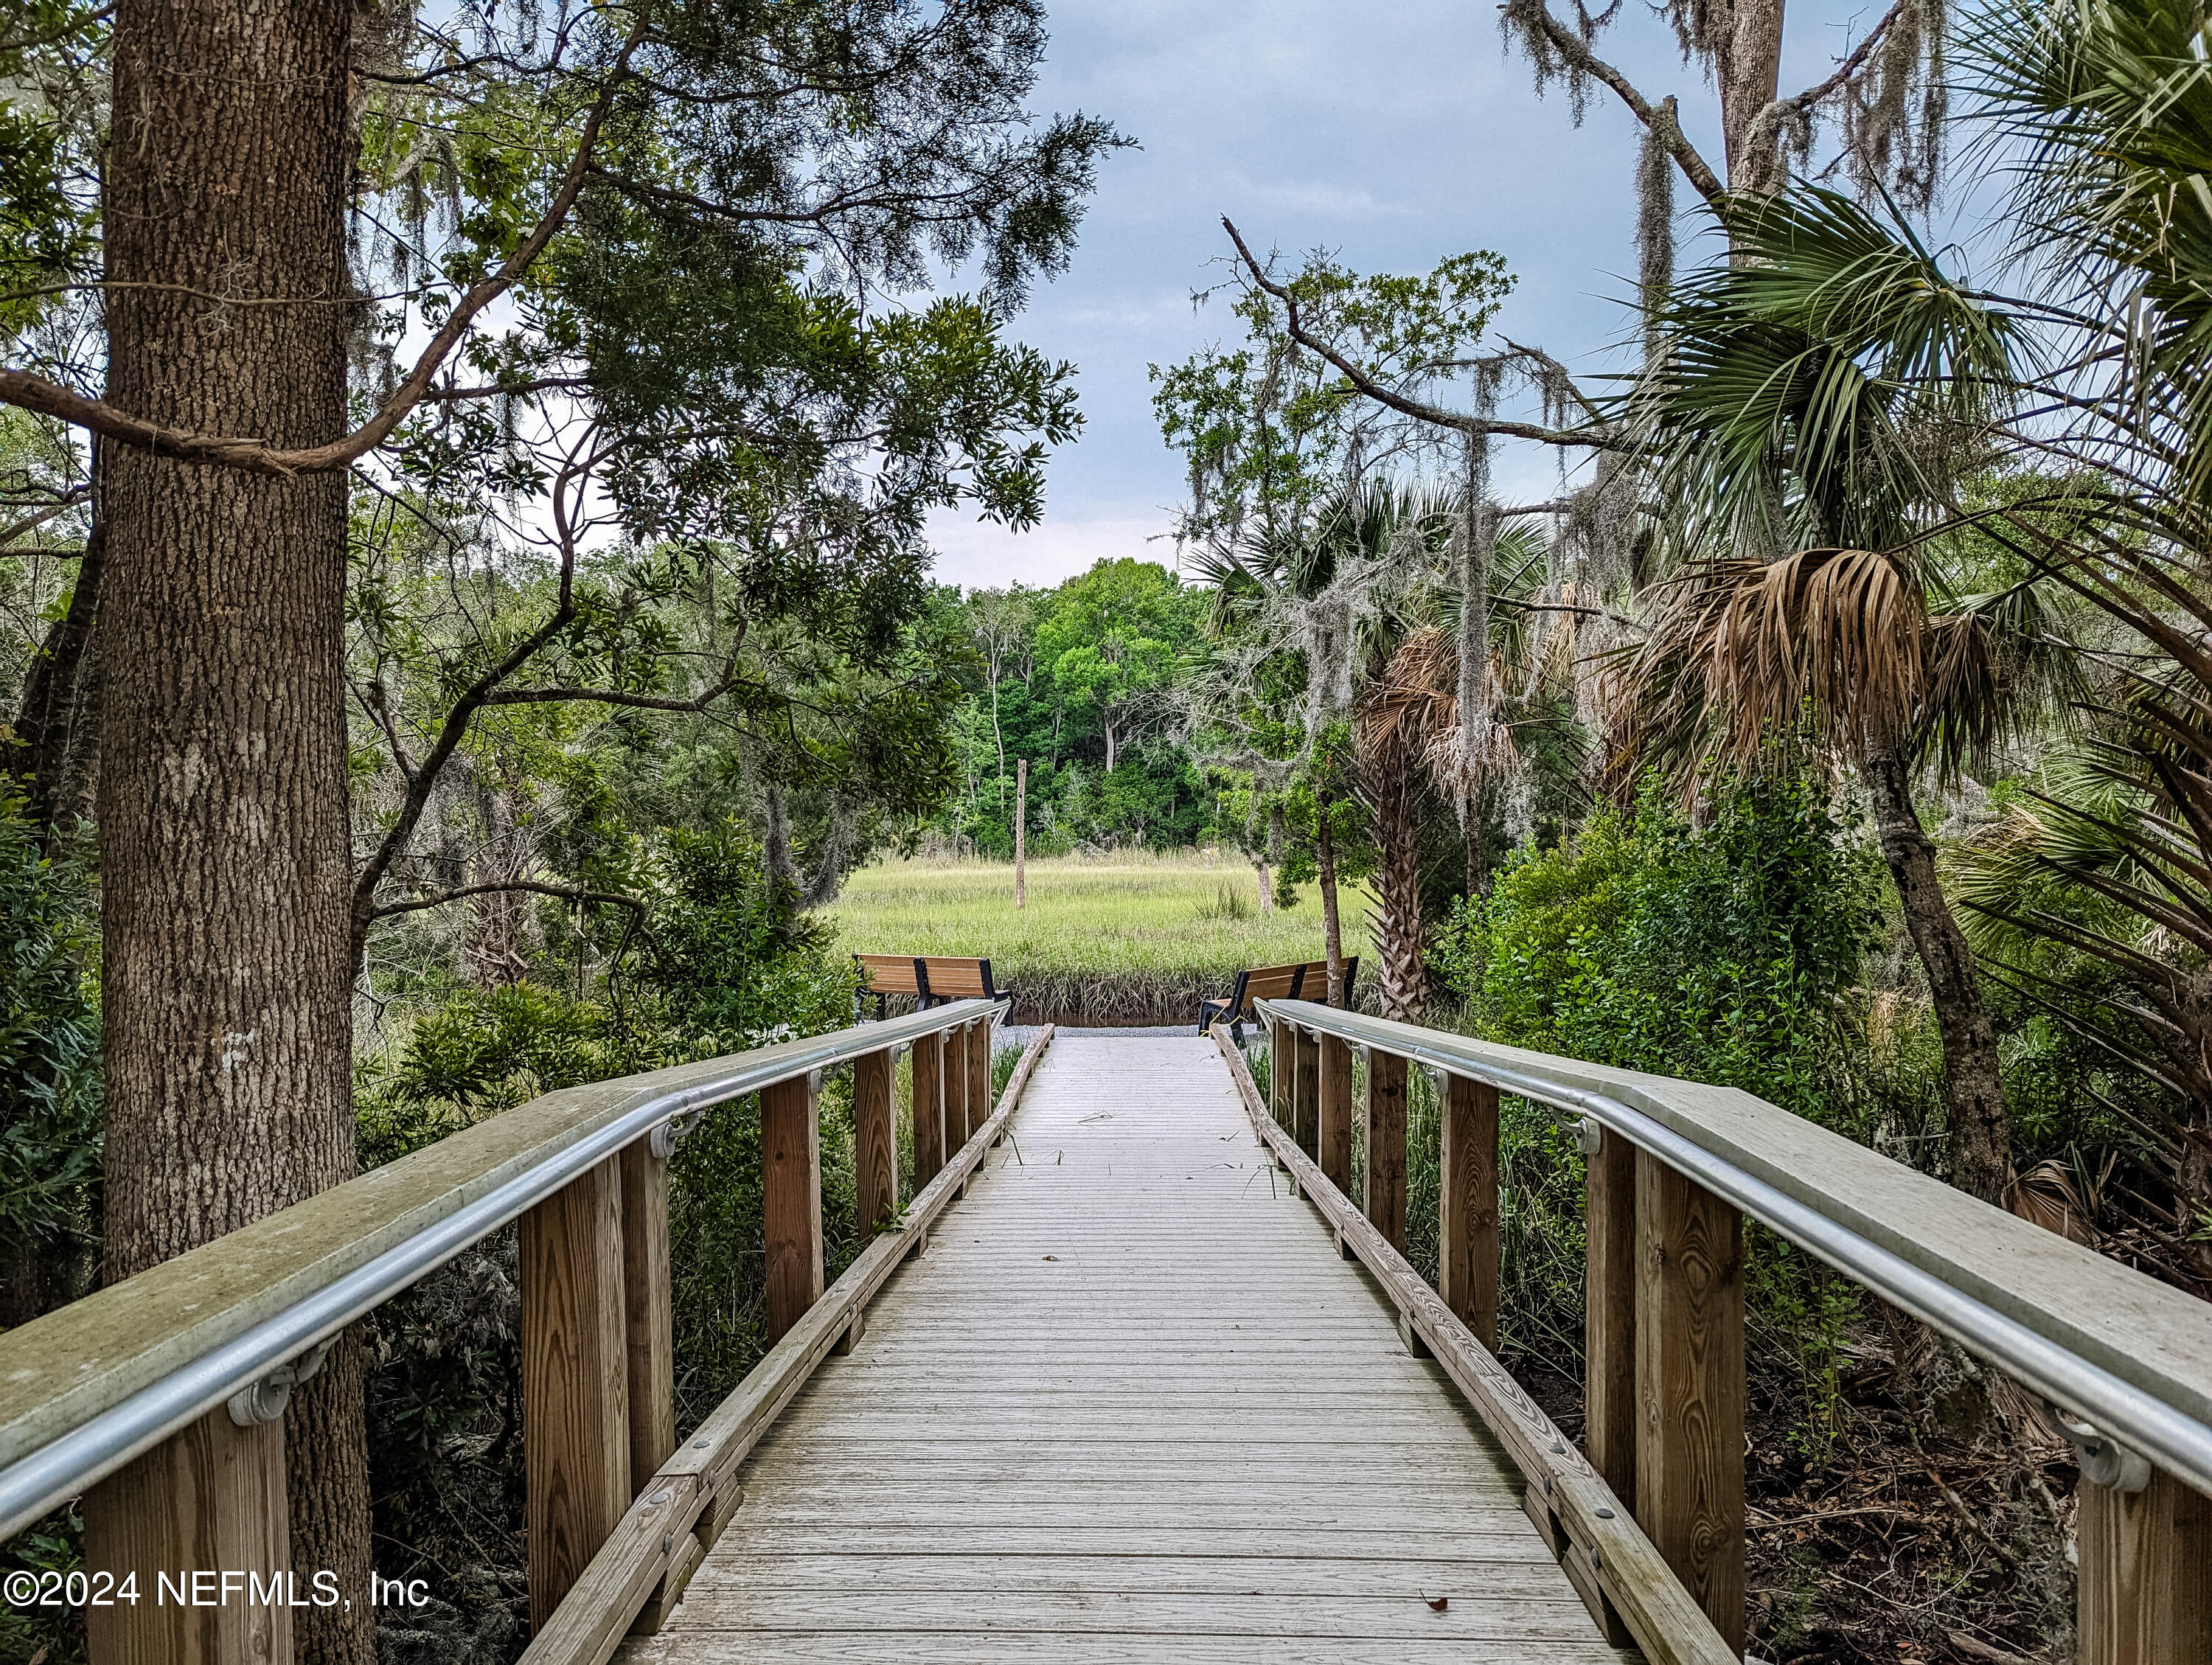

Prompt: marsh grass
[827,851,1373,1024]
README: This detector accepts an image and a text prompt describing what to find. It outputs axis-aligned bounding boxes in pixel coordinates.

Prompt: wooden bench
[854,953,1014,1021]
[1198,957,1357,1040]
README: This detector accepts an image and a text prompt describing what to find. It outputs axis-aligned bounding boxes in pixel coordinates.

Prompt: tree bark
[1316,810,1345,1006]
[10,509,105,847]
[1716,0,1788,193]
[1371,765,1429,1020]
[98,3,372,1661]
[1861,735,2012,1202]
[1014,757,1026,907]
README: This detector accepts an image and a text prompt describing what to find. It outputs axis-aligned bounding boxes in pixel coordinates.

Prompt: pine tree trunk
[1861,736,2012,1203]
[1717,0,1787,193]
[99,3,372,1661]
[1317,812,1345,1006]
[1371,765,1429,1020]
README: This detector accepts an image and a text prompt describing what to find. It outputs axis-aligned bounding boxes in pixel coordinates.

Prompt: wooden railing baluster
[853,1046,897,1235]
[1318,1032,1353,1202]
[1633,1150,1745,1655]
[1362,1049,1408,1252]
[966,1018,992,1145]
[521,1155,632,1633]
[1582,1120,1638,1514]
[86,1412,290,1665]
[1291,1024,1321,1160]
[1267,1012,1293,1128]
[618,1138,675,1499]
[2078,1465,2212,1664]
[1438,1073,1500,1350]
[760,1071,824,1347]
[941,1021,970,1153]
[911,1029,947,1187]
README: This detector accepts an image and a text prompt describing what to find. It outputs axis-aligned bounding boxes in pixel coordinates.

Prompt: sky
[923,0,1911,591]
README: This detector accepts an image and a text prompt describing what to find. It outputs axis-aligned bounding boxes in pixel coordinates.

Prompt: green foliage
[1439,779,1882,1124]
[650,822,857,1049]
[355,825,857,1661]
[1152,247,1514,539]
[0,795,99,1304]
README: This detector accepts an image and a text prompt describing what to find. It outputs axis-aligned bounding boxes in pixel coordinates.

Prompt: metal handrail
[0,998,998,1541]
[1257,998,2212,1501]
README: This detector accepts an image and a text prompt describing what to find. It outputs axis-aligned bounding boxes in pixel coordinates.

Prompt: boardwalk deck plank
[620,1036,1628,1665]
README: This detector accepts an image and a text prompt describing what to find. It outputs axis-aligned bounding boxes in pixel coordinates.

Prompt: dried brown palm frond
[1356,626,1459,762]
[1621,545,1926,783]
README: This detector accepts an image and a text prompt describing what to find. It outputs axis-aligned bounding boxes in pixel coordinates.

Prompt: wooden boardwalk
[622,1035,1630,1664]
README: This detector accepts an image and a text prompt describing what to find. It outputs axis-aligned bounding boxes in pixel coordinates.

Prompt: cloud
[926,507,1183,591]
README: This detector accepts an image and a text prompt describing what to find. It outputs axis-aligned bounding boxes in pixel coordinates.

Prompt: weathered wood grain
[1633,1150,1744,1656]
[83,1410,289,1665]
[1211,1026,1736,1665]
[853,1048,897,1237]
[0,998,1001,1495]
[518,1026,1055,1665]
[1584,1122,1636,1513]
[2077,1465,2212,1665]
[620,1035,1629,1665]
[1318,1033,1354,1197]
[966,1018,992,1147]
[523,1157,633,1633]
[1251,998,2212,1477]
[761,1073,824,1346]
[910,1030,946,1187]
[1364,1049,1408,1253]
[1439,1074,1500,1351]
[940,1023,970,1152]
[619,1138,675,1499]
[1292,1025,1321,1160]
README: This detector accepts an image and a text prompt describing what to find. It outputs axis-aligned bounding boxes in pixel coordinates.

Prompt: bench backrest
[854,954,1004,1001]
[917,956,998,999]
[855,953,925,995]
[1236,957,1357,1014]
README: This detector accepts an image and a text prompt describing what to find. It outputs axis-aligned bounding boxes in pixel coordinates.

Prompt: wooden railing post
[761,1070,824,1346]
[1633,1149,1745,1655]
[911,1029,947,1187]
[941,1020,970,1150]
[1438,1073,1500,1349]
[1363,1049,1408,1251]
[1268,1012,1293,1126]
[1318,1032,1353,1196]
[85,1412,291,1664]
[2077,1466,2212,1664]
[1291,1024,1321,1159]
[1583,1120,1638,1512]
[854,1046,897,1234]
[521,1155,630,1633]
[966,1018,992,1143]
[619,1138,675,1497]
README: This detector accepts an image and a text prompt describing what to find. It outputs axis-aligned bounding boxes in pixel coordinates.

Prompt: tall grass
[827,850,1374,1024]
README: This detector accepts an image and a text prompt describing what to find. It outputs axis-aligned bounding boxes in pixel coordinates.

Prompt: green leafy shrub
[1424,779,1882,1438]
[355,822,858,1661]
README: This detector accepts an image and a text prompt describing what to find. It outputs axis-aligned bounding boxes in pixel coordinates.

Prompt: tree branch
[0,10,650,476]
[368,879,647,923]
[1742,0,1914,170]
[1220,219,1624,451]
[1498,0,1725,203]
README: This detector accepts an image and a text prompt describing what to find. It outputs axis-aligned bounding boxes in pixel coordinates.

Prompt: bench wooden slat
[917,956,995,999]
[853,954,925,995]
[853,955,1011,1018]
[1199,959,1357,1034]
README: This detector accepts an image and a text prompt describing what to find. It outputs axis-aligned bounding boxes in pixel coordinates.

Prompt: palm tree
[1616,188,2076,1203]
[1194,484,1562,1019]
